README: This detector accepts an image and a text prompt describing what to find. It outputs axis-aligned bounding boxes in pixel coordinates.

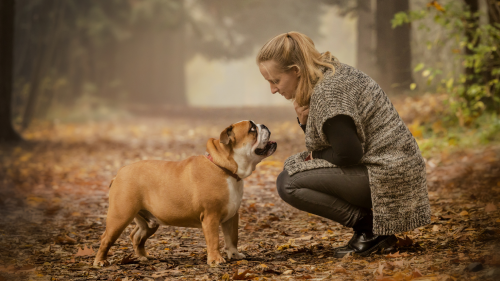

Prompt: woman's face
[259,60,300,100]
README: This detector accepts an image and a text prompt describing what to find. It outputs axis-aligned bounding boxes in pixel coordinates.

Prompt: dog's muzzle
[254,124,277,156]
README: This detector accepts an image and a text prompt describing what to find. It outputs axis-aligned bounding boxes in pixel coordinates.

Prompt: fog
[10,0,428,127]
[186,6,356,107]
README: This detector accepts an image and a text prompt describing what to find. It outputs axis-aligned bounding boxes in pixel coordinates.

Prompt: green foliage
[415,112,500,159]
[392,1,500,125]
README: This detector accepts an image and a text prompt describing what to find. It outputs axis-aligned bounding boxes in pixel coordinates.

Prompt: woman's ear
[292,65,301,77]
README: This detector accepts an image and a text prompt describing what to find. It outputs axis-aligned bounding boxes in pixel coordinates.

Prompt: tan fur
[93,121,268,266]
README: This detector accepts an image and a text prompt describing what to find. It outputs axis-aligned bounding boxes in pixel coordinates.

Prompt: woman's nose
[271,85,279,94]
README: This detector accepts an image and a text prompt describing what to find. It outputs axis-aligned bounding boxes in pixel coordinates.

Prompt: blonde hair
[256,31,337,107]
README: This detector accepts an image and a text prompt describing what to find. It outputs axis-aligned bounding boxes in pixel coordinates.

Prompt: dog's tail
[108,177,116,188]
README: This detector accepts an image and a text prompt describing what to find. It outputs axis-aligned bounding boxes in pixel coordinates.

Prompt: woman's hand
[294,100,309,125]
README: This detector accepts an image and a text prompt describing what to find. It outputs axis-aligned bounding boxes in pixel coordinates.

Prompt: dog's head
[206,120,277,179]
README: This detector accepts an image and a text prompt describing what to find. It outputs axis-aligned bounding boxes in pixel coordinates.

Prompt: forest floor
[1,105,500,281]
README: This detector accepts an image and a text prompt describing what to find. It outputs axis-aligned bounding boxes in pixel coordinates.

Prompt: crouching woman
[256,31,431,257]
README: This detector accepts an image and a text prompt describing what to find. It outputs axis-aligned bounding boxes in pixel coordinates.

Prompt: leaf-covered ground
[1,107,500,281]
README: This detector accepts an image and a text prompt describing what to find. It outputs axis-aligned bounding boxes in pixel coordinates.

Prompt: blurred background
[0,0,496,130]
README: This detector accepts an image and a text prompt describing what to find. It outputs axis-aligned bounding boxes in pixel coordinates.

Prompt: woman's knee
[276,170,294,201]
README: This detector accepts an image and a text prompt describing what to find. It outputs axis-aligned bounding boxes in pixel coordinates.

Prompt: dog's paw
[137,255,155,262]
[207,254,226,267]
[93,260,110,267]
[227,250,246,260]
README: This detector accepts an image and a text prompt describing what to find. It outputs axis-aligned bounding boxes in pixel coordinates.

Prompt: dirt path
[1,108,499,280]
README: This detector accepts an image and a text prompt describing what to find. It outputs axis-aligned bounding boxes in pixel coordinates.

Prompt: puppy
[94,120,277,266]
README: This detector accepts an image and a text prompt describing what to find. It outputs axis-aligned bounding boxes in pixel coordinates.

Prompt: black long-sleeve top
[302,114,363,166]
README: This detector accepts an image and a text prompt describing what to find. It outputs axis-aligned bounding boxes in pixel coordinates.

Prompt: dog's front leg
[202,214,225,266]
[222,212,245,260]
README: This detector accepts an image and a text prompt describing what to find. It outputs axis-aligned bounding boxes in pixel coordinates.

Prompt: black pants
[276,165,372,228]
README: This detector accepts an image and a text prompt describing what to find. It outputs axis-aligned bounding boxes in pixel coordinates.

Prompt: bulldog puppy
[94,120,277,266]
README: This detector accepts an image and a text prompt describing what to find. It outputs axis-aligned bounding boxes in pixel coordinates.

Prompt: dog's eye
[250,127,256,132]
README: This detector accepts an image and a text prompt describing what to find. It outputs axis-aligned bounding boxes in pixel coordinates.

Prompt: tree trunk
[21,2,61,130]
[375,0,413,93]
[356,0,377,80]
[0,0,22,142]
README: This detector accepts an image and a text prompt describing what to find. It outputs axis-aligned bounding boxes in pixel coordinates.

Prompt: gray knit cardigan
[284,61,431,235]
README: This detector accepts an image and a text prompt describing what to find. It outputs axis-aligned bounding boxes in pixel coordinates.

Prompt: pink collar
[204,152,241,181]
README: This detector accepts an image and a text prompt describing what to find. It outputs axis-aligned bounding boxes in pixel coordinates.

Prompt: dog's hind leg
[94,207,136,266]
[131,210,160,261]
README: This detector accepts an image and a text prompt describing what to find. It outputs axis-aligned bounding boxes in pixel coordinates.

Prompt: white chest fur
[223,177,244,222]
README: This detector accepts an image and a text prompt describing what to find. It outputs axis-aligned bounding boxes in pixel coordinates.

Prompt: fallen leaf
[16,264,36,272]
[460,210,469,216]
[257,161,283,167]
[283,269,293,275]
[247,203,257,212]
[26,196,46,207]
[75,245,94,257]
[485,203,497,213]
[263,268,281,275]
[259,223,271,229]
[392,272,408,280]
[236,260,248,265]
[333,266,346,273]
[396,235,413,247]
[376,263,384,276]
[120,254,137,265]
[232,269,255,280]
[412,268,423,277]
[432,225,441,232]
[221,273,230,280]
[386,251,409,258]
[55,235,77,245]
[376,277,396,281]
[268,215,279,221]
[296,235,312,240]
[277,243,291,251]
[41,244,52,253]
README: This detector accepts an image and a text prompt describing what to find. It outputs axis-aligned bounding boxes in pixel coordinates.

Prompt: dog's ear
[219,125,234,145]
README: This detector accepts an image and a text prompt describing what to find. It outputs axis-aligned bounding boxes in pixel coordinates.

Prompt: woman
[257,31,431,257]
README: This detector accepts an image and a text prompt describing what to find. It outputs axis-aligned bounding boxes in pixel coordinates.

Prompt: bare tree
[0,0,22,142]
[356,0,377,79]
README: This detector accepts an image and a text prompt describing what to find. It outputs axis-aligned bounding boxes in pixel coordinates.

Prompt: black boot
[333,212,397,258]
[334,231,397,258]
